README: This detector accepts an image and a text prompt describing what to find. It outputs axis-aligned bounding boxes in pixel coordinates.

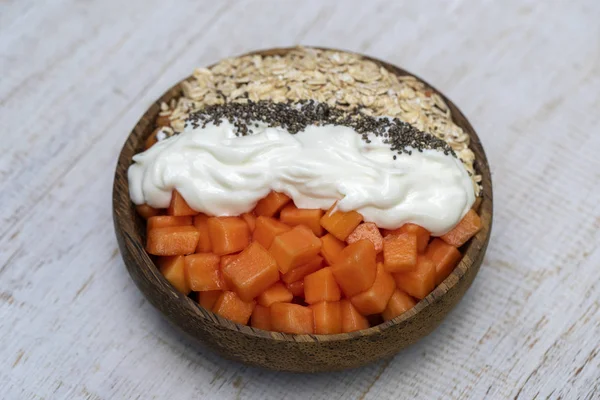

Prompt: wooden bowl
[113,47,493,373]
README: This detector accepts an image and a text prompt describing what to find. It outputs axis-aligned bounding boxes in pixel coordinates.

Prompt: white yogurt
[128,120,475,235]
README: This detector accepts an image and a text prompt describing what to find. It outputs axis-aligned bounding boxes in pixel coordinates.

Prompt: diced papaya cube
[146,226,199,256]
[193,214,212,253]
[269,225,322,274]
[340,299,369,333]
[222,242,280,301]
[440,209,482,247]
[213,291,255,325]
[157,255,190,294]
[281,256,323,284]
[280,204,324,236]
[241,212,257,232]
[383,233,417,273]
[253,216,291,249]
[184,253,226,291]
[207,217,250,256]
[253,191,291,217]
[136,204,160,219]
[257,282,293,307]
[286,280,304,297]
[395,224,431,253]
[347,222,383,253]
[304,267,341,304]
[393,255,436,299]
[198,290,221,310]
[426,238,462,285]
[350,263,396,315]
[147,216,192,234]
[400,224,430,253]
[220,254,239,289]
[382,224,430,253]
[310,301,342,334]
[320,233,346,265]
[382,289,416,321]
[167,190,198,216]
[331,240,377,297]
[220,254,238,269]
[144,128,160,150]
[251,305,271,330]
[320,203,363,241]
[270,303,313,334]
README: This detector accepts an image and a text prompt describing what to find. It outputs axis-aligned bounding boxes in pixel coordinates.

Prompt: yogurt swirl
[128,119,475,236]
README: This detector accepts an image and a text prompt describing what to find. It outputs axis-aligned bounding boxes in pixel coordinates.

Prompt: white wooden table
[2,1,599,398]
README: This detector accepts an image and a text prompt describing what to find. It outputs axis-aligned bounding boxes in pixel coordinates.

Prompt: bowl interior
[113,46,493,345]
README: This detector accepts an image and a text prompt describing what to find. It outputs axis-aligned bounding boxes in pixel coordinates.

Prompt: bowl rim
[113,45,493,344]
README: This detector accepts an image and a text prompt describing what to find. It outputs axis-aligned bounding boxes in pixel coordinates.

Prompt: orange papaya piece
[281,256,323,285]
[320,203,363,241]
[220,254,238,269]
[213,291,255,325]
[270,303,313,334]
[253,191,291,217]
[286,280,304,297]
[219,254,238,289]
[320,233,346,265]
[167,190,198,216]
[257,282,293,307]
[253,216,291,249]
[146,226,199,256]
[280,204,324,236]
[346,222,383,253]
[207,216,250,256]
[382,289,416,321]
[157,255,190,294]
[393,255,436,299]
[144,128,161,150]
[184,253,226,291]
[340,299,369,332]
[268,225,321,274]
[310,301,342,334]
[241,212,257,232]
[304,267,342,304]
[350,263,396,315]
[425,238,462,285]
[147,216,192,234]
[136,204,160,219]
[330,239,377,297]
[440,209,482,247]
[221,242,280,301]
[383,233,417,273]
[198,290,221,310]
[193,214,212,253]
[250,304,271,330]
[382,223,430,253]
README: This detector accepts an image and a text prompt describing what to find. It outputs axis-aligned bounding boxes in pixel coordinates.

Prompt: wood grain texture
[1,0,599,398]
[113,47,493,372]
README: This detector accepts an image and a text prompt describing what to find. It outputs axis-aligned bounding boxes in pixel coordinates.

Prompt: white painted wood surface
[1,0,599,398]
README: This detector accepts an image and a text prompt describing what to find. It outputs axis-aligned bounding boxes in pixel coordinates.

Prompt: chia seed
[185,100,455,157]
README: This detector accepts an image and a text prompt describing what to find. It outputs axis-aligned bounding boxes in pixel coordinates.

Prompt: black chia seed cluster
[184,100,455,158]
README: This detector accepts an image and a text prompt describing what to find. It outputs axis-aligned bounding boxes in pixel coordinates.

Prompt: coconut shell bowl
[113,47,492,373]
